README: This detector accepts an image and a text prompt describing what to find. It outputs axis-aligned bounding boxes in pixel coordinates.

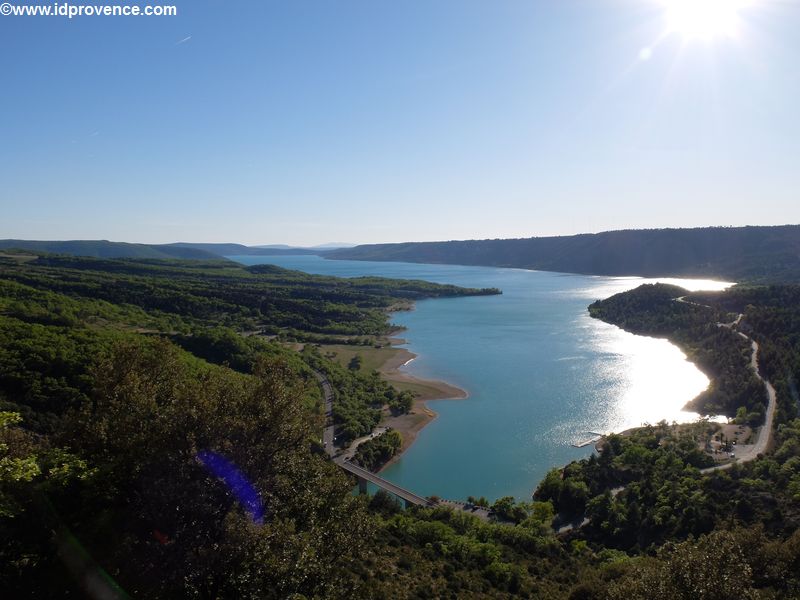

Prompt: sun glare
[662,0,753,40]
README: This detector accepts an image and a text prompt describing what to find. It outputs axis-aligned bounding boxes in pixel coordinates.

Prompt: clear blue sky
[1,0,798,246]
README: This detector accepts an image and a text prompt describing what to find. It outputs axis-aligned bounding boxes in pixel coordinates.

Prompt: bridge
[336,459,434,507]
[315,370,469,512]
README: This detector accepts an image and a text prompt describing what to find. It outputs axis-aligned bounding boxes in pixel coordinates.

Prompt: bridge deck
[317,369,434,508]
[338,460,433,507]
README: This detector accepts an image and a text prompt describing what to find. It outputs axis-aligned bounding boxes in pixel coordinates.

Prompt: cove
[231,255,728,501]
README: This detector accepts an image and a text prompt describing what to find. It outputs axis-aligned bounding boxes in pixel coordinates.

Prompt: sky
[1,0,798,246]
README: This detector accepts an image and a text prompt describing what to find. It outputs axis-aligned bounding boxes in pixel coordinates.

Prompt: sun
[661,0,753,40]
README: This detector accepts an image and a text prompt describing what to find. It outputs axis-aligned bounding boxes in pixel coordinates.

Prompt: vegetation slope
[2,254,800,598]
[329,225,800,283]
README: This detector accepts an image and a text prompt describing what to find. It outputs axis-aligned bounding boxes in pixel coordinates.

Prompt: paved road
[672,301,777,469]
[314,371,336,457]
[747,339,777,457]
[731,335,776,459]
[340,427,388,461]
[701,333,777,472]
[559,304,778,533]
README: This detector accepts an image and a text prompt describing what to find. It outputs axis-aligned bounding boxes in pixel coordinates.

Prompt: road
[729,335,776,459]
[559,304,778,533]
[745,338,777,457]
[701,333,776,472]
[315,369,491,519]
[673,300,776,468]
[339,427,389,461]
[314,371,336,457]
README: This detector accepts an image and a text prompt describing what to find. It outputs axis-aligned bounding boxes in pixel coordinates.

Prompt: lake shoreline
[241,254,731,501]
[314,329,469,473]
[376,336,468,472]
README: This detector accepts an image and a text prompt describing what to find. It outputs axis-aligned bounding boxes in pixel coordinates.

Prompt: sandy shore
[379,346,467,401]
[375,342,467,471]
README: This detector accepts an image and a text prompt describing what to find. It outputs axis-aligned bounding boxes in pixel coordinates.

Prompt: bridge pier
[339,460,431,508]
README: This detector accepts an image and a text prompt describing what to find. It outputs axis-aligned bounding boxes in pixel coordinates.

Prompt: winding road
[701,332,776,472]
[745,338,777,458]
[559,303,778,533]
[675,297,776,468]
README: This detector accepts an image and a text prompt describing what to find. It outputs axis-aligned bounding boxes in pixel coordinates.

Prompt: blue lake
[231,255,728,501]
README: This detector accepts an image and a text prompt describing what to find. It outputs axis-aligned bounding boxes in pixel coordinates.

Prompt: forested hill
[0,239,222,260]
[4,254,800,597]
[0,254,499,339]
[328,225,800,283]
[0,254,501,596]
[165,242,322,256]
[0,240,321,260]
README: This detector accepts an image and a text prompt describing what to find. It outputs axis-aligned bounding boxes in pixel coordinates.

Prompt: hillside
[0,254,498,340]
[2,256,800,598]
[588,283,765,418]
[0,239,220,260]
[0,255,492,596]
[166,242,321,256]
[328,225,800,283]
[0,240,324,260]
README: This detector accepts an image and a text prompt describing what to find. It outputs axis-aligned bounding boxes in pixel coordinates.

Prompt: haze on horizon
[2,0,798,247]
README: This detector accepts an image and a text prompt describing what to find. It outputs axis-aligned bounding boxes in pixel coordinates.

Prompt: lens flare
[197,450,265,524]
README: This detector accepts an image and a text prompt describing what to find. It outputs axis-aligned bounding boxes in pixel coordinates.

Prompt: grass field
[319,343,404,373]
[319,342,465,401]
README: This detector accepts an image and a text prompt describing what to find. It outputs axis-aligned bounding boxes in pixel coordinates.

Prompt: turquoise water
[231,255,727,501]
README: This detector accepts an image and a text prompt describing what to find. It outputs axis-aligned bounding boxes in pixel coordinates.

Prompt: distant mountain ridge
[253,243,355,250]
[6,226,800,282]
[166,242,320,256]
[328,225,800,283]
[0,240,323,260]
[0,239,220,260]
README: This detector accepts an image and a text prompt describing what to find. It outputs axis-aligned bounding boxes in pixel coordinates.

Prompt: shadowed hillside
[328,225,800,283]
[0,239,220,260]
[0,240,324,260]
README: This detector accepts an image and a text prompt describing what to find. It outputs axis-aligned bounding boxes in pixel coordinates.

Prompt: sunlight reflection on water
[574,276,733,300]
[231,255,736,499]
[577,276,733,434]
[588,318,713,432]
